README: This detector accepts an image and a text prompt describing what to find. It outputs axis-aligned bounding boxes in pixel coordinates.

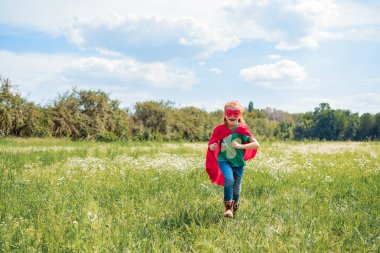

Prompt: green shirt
[218,124,250,167]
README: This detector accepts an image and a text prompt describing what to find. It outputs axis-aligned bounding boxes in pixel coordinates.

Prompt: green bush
[95,131,118,142]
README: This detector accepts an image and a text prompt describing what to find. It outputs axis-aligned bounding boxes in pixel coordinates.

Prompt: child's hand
[231,141,242,149]
[209,143,217,151]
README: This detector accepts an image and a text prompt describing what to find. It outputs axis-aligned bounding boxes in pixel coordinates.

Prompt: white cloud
[0,0,223,32]
[224,0,380,50]
[66,28,85,47]
[268,54,283,60]
[239,59,308,89]
[64,55,198,89]
[294,0,340,27]
[1,0,379,58]
[141,62,197,89]
[0,51,72,90]
[282,93,380,114]
[285,0,380,45]
[335,93,380,114]
[209,67,222,74]
[223,0,319,49]
[65,15,240,59]
[275,36,319,50]
[95,48,124,57]
[0,0,240,59]
[0,50,197,94]
[333,1,380,27]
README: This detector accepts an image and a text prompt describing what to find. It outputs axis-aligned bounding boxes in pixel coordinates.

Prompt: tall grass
[0,139,379,252]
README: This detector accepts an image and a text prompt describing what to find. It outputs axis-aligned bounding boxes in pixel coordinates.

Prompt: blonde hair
[223,100,246,125]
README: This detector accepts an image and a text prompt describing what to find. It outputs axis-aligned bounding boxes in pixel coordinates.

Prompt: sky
[0,0,379,114]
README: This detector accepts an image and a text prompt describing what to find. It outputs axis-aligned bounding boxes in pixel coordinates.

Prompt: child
[206,101,259,218]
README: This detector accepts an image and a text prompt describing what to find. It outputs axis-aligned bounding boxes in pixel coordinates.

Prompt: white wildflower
[87,211,98,223]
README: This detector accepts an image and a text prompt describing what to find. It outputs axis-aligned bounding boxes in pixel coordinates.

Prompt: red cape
[205,124,257,186]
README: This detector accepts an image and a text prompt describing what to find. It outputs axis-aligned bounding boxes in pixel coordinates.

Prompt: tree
[0,77,45,137]
[0,77,15,136]
[248,101,254,112]
[312,103,338,140]
[274,121,294,140]
[293,112,314,140]
[50,89,130,140]
[374,113,380,140]
[344,113,359,140]
[251,118,275,140]
[331,109,352,141]
[2,77,380,141]
[167,106,209,141]
[133,101,171,140]
[109,100,130,139]
[357,113,375,140]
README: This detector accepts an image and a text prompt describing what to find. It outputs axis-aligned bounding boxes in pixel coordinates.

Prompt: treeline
[1,77,379,141]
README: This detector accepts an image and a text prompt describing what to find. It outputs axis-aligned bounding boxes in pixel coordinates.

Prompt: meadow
[0,139,379,252]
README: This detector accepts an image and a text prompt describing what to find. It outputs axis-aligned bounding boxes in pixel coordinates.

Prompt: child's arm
[232,136,259,150]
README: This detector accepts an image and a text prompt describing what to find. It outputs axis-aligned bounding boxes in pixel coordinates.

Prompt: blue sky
[0,0,379,113]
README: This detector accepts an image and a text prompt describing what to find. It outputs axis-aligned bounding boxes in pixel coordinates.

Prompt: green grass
[0,139,379,252]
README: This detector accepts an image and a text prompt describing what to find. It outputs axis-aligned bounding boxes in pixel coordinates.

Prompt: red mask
[225,109,241,118]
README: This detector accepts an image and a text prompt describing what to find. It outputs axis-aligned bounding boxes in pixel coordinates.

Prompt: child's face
[225,106,241,125]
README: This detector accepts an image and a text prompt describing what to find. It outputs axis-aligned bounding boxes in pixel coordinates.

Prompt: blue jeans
[218,161,244,202]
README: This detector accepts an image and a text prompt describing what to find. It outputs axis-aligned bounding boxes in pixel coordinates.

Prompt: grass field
[0,139,379,252]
